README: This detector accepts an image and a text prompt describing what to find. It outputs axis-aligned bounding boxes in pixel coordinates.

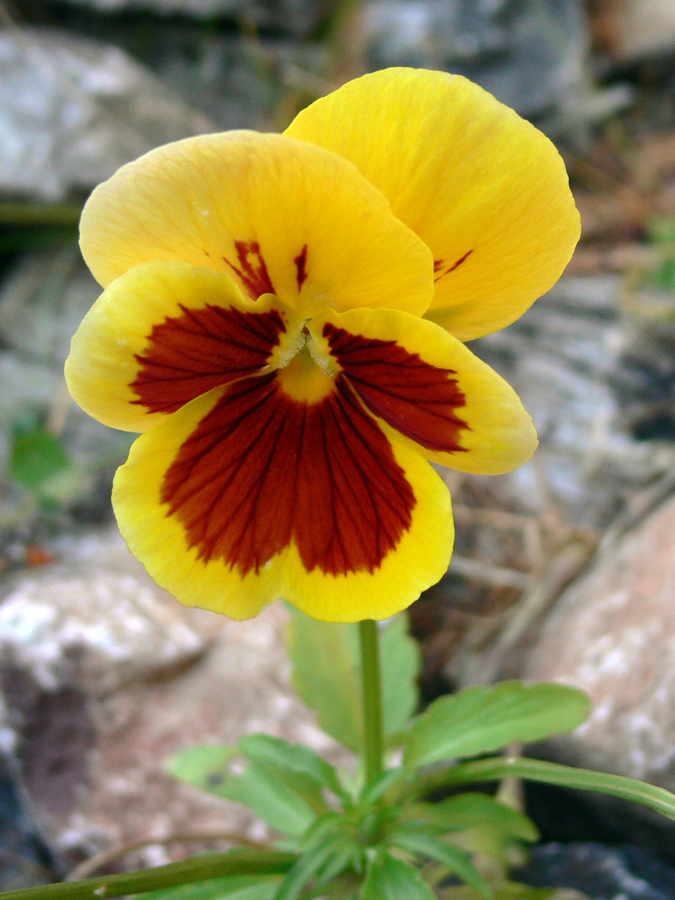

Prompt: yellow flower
[65,68,579,623]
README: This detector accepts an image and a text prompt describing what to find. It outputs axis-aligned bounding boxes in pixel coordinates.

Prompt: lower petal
[113,374,453,622]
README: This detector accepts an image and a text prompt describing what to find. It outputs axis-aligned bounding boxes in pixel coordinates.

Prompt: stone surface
[593,0,675,62]
[0,528,345,869]
[522,491,675,791]
[0,28,212,201]
[0,249,131,513]
[519,843,675,900]
[35,0,330,37]
[363,0,590,119]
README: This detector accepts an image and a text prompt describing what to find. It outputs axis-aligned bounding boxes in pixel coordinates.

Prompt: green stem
[359,619,384,784]
[0,849,297,900]
[393,756,675,822]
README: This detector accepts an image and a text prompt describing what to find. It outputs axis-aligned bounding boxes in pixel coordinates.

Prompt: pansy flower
[66,68,579,623]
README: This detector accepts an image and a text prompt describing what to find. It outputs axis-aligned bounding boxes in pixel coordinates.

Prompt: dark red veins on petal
[294,244,308,291]
[323,323,469,454]
[161,372,415,577]
[434,249,474,282]
[222,241,275,299]
[131,305,285,414]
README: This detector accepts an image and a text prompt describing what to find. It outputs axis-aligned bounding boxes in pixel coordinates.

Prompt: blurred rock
[363,0,589,119]
[34,0,332,37]
[519,843,675,900]
[0,528,345,869]
[0,249,131,511]
[470,276,675,529]
[591,0,675,62]
[522,492,675,791]
[0,28,213,202]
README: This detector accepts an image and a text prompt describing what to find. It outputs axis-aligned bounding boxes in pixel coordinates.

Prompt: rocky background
[1,0,675,896]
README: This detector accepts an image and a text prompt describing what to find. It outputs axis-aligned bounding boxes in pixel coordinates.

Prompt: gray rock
[363,0,589,118]
[0,528,346,867]
[0,28,213,202]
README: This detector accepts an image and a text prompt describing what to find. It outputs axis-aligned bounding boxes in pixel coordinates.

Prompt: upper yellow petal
[286,68,580,340]
[80,130,433,317]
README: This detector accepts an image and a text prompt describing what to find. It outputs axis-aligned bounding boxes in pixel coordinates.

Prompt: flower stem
[359,619,384,784]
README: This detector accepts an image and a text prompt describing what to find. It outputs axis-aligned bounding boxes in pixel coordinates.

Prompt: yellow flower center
[277,340,335,403]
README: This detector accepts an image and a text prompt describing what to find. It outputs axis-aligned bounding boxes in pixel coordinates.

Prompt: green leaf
[359,851,437,900]
[287,611,421,753]
[287,610,362,753]
[165,745,237,794]
[238,734,349,804]
[138,875,280,900]
[218,761,318,837]
[416,756,675,823]
[359,767,406,807]
[380,614,421,740]
[402,682,591,767]
[275,837,347,900]
[10,424,71,493]
[387,828,492,899]
[165,745,317,837]
[403,794,538,842]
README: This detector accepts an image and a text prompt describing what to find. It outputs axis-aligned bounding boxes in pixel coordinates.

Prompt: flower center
[277,335,335,404]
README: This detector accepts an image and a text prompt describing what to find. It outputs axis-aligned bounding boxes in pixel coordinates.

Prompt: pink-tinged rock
[524,492,675,790]
[0,529,344,871]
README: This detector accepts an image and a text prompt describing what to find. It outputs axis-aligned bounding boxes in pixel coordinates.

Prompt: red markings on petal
[161,372,414,576]
[222,241,275,299]
[132,305,285,414]
[434,249,474,282]
[294,244,308,291]
[323,323,469,454]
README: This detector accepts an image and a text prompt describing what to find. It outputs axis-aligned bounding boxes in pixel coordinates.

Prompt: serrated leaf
[238,734,349,804]
[359,851,437,900]
[388,827,492,899]
[403,682,591,767]
[139,875,280,900]
[287,610,421,753]
[403,794,538,842]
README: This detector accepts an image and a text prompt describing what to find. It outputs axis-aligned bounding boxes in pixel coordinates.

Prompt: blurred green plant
[645,217,675,292]
[9,412,84,508]
[8,611,675,900]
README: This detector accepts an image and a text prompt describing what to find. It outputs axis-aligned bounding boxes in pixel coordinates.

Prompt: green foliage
[286,610,420,753]
[400,682,591,767]
[138,875,280,900]
[9,420,83,504]
[646,217,675,291]
[360,851,437,900]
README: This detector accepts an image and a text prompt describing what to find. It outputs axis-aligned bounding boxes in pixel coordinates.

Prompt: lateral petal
[286,68,580,340]
[113,372,453,622]
[309,307,537,474]
[65,261,299,432]
[80,131,433,317]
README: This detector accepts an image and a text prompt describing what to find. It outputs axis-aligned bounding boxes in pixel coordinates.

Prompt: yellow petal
[113,373,453,623]
[65,261,301,432]
[286,68,580,340]
[309,306,537,474]
[80,131,433,317]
